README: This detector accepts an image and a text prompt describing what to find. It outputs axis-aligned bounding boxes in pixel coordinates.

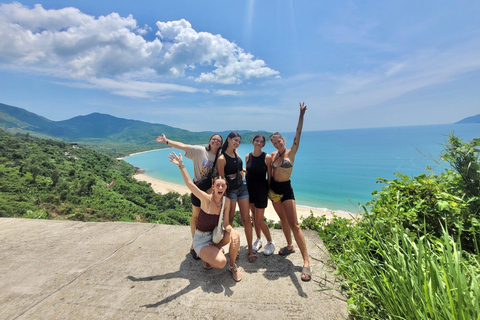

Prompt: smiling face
[227,136,241,150]
[208,134,222,151]
[270,136,285,151]
[252,136,265,149]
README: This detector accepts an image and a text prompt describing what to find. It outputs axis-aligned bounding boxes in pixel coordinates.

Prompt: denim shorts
[193,229,214,255]
[226,178,249,202]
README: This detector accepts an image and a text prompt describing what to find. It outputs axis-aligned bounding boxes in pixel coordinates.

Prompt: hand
[299,102,307,115]
[156,134,167,143]
[168,151,184,167]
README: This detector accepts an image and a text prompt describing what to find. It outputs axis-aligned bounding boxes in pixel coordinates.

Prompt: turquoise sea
[124,124,479,213]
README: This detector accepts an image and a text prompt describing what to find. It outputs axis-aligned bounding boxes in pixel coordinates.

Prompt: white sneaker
[252,238,262,252]
[263,241,275,256]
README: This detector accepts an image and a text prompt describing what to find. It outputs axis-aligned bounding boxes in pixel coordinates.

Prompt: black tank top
[223,152,242,175]
[246,152,267,182]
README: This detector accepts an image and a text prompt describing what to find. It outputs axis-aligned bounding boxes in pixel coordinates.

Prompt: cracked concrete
[0,218,348,319]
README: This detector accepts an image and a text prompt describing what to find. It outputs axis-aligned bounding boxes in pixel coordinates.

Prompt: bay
[124,124,479,213]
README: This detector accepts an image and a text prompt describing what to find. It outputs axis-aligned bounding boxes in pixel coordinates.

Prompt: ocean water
[124,124,479,213]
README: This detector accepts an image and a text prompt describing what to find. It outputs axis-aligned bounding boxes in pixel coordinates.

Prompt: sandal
[229,264,242,282]
[301,266,312,282]
[203,261,213,270]
[248,251,257,263]
[278,246,295,256]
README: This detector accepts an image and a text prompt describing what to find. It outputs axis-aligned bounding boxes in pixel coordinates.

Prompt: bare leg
[272,200,293,249]
[190,205,200,238]
[198,245,227,269]
[250,203,262,239]
[254,207,272,242]
[282,200,310,270]
[238,198,253,252]
[228,200,237,226]
[227,230,241,267]
[190,205,200,253]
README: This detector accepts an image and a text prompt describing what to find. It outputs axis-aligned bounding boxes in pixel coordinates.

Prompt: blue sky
[0,1,479,132]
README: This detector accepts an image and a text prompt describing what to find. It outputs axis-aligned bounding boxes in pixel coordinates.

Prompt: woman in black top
[245,134,275,256]
[217,132,256,262]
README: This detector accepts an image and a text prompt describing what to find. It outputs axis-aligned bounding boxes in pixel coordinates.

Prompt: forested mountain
[0,129,192,224]
[0,103,266,157]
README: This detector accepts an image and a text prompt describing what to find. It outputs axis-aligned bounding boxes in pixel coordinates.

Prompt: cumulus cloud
[0,2,278,97]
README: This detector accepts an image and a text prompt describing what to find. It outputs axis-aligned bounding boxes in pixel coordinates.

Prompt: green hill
[0,103,268,157]
[0,129,192,224]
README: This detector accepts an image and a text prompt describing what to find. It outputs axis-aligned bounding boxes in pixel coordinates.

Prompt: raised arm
[168,152,209,202]
[289,102,307,158]
[157,134,189,153]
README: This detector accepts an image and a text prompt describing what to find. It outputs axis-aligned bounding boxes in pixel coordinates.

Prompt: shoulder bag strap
[217,196,225,229]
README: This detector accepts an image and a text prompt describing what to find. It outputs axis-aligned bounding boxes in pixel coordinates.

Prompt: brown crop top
[196,208,220,232]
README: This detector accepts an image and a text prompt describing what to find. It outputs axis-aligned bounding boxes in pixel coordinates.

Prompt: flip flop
[301,267,312,282]
[203,261,213,270]
[278,246,295,256]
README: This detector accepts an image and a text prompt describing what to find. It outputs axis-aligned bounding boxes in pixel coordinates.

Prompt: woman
[169,151,242,281]
[245,134,275,256]
[269,103,311,282]
[217,132,256,262]
[157,133,223,260]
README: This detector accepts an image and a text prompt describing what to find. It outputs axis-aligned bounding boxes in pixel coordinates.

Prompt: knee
[217,255,227,268]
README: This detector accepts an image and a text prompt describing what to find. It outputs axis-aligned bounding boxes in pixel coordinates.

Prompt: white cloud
[0,2,278,97]
[155,19,279,84]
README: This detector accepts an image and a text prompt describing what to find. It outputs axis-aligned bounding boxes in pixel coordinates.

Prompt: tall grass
[330,215,480,319]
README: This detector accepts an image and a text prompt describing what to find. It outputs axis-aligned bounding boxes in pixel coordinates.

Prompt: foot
[252,238,262,252]
[229,263,242,282]
[248,251,257,263]
[301,266,311,282]
[263,241,275,256]
[190,248,200,260]
[278,245,295,256]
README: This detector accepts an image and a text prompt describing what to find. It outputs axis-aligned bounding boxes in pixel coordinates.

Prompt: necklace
[275,149,286,161]
[212,197,222,208]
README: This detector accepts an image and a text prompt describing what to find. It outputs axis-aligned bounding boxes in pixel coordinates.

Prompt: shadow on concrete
[127,253,238,308]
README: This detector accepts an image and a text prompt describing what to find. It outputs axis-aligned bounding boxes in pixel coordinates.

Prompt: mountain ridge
[0,103,265,157]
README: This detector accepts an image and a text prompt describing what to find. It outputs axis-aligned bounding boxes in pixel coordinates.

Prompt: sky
[0,0,479,132]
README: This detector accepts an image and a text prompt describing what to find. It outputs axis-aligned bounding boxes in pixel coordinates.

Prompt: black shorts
[247,180,268,209]
[269,179,295,203]
[191,179,210,207]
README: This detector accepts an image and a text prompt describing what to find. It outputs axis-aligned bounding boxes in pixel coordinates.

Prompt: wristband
[178,165,185,169]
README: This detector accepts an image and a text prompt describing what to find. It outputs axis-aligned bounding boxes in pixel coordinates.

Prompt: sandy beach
[133,173,355,222]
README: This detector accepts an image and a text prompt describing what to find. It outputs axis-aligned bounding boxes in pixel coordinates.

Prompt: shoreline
[133,173,355,222]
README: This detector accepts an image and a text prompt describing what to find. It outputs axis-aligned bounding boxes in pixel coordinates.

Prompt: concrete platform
[0,218,348,319]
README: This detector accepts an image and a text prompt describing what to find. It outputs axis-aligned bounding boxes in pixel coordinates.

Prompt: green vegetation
[0,129,192,224]
[301,134,480,319]
[1,103,270,158]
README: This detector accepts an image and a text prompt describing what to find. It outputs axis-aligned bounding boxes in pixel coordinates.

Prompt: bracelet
[178,165,185,169]
[166,140,169,145]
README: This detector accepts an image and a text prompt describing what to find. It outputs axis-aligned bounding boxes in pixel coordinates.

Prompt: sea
[123,124,479,213]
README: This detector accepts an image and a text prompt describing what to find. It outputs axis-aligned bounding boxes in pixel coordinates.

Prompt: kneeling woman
[169,151,242,282]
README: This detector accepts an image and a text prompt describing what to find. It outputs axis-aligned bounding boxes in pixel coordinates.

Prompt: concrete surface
[0,218,348,320]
